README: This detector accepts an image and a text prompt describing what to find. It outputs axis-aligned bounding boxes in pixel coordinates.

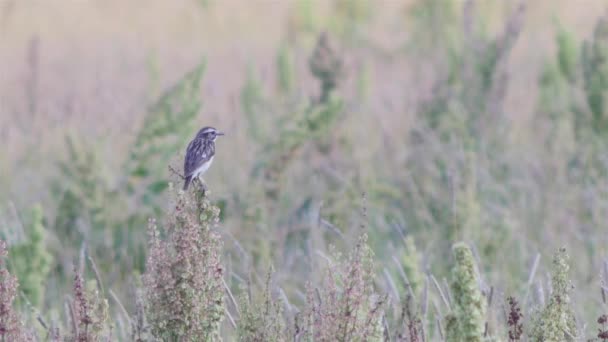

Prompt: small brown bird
[183,126,224,191]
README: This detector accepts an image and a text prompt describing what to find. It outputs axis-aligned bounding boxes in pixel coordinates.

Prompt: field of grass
[2,0,608,341]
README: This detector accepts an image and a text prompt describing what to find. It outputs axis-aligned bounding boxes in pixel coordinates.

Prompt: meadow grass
[2,1,608,341]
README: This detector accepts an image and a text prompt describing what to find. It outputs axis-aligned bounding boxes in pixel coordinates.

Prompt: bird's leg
[196,176,208,195]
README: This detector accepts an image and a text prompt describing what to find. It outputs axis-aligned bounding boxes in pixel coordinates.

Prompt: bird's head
[196,126,224,141]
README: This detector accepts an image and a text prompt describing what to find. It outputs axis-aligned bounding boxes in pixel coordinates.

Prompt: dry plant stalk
[143,185,224,341]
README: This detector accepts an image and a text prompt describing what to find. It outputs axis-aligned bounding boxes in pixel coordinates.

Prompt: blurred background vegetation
[2,0,608,340]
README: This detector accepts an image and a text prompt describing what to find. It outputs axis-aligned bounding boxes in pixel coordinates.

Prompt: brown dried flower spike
[309,32,344,103]
[507,296,523,341]
[599,314,608,340]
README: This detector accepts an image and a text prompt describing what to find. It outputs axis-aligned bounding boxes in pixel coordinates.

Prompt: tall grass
[2,0,608,341]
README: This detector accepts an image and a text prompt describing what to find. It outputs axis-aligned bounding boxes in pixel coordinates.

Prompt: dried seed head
[309,32,345,102]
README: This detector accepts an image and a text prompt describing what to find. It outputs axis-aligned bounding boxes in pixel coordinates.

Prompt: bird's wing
[184,139,215,176]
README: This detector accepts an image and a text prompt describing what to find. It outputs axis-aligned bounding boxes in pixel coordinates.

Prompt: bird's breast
[194,156,214,176]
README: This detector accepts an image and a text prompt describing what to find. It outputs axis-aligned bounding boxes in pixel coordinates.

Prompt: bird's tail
[183,176,192,191]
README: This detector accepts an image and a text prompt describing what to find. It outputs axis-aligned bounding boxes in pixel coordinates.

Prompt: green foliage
[444,314,460,342]
[51,135,125,278]
[237,270,285,341]
[408,0,460,53]
[535,17,608,283]
[257,32,344,202]
[145,50,160,99]
[276,43,295,95]
[397,235,423,297]
[126,61,206,215]
[413,1,524,140]
[583,16,608,135]
[236,33,346,274]
[241,64,267,143]
[8,204,52,307]
[355,61,370,100]
[452,155,482,241]
[260,97,343,202]
[197,0,211,10]
[53,134,119,237]
[557,27,578,83]
[445,242,486,342]
[537,46,580,178]
[330,0,372,41]
[286,0,319,45]
[540,14,608,141]
[400,3,526,274]
[531,248,577,341]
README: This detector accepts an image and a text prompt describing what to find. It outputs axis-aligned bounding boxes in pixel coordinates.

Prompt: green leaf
[557,27,578,82]
[131,165,149,178]
[147,180,169,194]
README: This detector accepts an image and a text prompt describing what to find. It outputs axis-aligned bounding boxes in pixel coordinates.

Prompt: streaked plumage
[183,126,224,191]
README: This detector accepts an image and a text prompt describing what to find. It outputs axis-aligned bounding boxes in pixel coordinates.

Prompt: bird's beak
[217,132,225,136]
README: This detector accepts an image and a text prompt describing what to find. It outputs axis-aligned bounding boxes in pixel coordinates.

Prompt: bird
[182,126,224,191]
